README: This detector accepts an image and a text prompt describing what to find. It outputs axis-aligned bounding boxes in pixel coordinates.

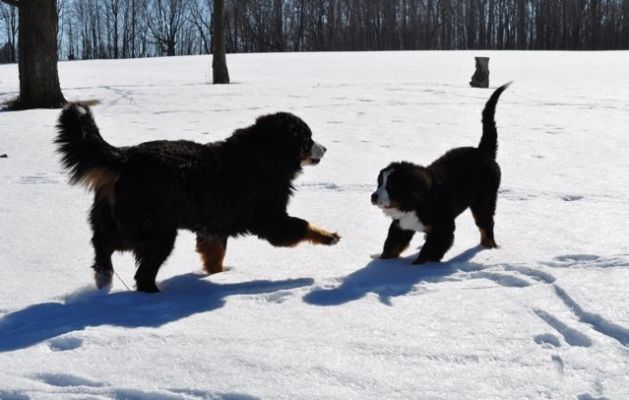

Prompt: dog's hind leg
[471,175,500,249]
[90,201,123,289]
[92,235,115,289]
[133,229,177,293]
[196,234,227,274]
[381,221,415,259]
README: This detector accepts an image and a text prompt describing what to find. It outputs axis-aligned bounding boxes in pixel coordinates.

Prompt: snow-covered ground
[1,51,628,399]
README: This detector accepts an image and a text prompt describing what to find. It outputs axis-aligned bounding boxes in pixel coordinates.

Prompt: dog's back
[427,83,510,214]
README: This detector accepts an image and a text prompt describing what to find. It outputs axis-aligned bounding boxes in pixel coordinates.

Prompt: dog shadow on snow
[304,245,522,307]
[0,273,314,352]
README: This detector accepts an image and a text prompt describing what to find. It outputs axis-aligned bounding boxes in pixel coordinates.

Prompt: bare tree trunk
[212,0,229,84]
[469,56,489,88]
[2,0,66,109]
[621,0,629,50]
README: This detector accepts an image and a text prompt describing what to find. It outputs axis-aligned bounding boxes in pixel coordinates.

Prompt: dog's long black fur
[371,83,510,264]
[56,105,339,292]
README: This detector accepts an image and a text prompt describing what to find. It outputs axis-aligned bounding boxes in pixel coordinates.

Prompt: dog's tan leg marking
[305,224,341,245]
[479,228,498,249]
[196,237,227,274]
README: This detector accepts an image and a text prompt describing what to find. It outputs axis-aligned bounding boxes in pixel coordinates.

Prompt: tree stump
[469,57,490,88]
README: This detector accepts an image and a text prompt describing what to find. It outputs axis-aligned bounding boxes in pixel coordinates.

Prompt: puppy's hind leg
[133,229,177,293]
[381,221,415,259]
[196,234,227,274]
[471,186,500,249]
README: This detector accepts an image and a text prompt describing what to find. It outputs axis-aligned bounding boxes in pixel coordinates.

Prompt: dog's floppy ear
[403,167,432,206]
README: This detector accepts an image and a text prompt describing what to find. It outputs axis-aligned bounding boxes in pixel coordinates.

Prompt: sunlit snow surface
[1,51,628,399]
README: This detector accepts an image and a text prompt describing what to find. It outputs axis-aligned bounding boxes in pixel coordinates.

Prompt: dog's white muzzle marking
[301,141,326,166]
[311,141,325,159]
[375,170,392,208]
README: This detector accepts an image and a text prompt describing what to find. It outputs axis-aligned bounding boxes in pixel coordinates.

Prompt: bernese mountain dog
[371,83,510,264]
[56,105,340,292]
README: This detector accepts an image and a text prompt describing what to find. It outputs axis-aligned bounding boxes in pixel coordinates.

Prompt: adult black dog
[56,105,340,292]
[371,83,510,264]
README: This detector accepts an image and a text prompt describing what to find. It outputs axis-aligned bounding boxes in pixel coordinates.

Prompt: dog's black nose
[371,192,378,204]
[321,145,327,154]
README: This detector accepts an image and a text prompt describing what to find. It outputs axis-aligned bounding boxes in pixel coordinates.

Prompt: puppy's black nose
[371,192,378,204]
[321,145,327,154]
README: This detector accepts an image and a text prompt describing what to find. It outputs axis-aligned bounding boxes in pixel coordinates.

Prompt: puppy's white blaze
[384,208,426,232]
[311,141,326,159]
[76,105,87,115]
[375,169,392,208]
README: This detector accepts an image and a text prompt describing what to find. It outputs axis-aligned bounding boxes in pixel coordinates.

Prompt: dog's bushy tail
[55,103,122,190]
[478,82,511,159]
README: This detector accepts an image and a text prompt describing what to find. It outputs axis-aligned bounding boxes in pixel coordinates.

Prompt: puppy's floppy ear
[403,168,432,206]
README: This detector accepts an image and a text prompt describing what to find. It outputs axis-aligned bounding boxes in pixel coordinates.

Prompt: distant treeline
[1,0,628,63]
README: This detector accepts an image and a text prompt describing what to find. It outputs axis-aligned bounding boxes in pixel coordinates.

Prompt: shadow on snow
[0,273,313,352]
[303,245,490,306]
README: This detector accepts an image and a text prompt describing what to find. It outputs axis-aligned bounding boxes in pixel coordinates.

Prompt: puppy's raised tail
[478,82,511,159]
[55,103,122,192]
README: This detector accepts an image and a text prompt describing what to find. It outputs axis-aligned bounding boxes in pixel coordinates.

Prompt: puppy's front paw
[380,252,398,259]
[412,256,439,265]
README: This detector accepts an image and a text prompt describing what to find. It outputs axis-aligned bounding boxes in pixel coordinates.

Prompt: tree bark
[212,0,230,84]
[4,0,66,109]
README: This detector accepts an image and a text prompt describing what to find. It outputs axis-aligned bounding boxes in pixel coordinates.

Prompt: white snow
[1,51,628,399]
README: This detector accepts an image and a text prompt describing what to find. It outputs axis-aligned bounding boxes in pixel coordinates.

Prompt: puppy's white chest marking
[383,208,426,232]
[398,212,425,232]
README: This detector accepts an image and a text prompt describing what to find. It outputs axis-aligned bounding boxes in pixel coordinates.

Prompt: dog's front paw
[321,231,341,245]
[306,224,341,245]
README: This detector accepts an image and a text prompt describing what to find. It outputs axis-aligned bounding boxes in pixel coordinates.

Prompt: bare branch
[0,0,19,7]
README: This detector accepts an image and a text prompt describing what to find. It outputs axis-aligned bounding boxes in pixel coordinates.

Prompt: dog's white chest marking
[383,208,426,232]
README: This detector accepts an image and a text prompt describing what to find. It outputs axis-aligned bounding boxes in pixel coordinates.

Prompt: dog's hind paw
[94,270,113,290]
[136,280,160,293]
[481,238,499,249]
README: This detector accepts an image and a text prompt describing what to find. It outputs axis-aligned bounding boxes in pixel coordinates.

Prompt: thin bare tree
[212,0,229,83]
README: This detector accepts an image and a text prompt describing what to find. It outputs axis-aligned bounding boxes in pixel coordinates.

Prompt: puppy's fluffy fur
[371,83,510,264]
[56,105,339,292]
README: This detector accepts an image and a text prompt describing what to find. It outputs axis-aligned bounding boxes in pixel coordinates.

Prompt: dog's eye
[300,138,312,153]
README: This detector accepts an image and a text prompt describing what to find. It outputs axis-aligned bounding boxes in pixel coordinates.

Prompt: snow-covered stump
[470,57,490,88]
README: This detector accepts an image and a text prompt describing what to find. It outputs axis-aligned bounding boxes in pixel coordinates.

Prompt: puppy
[371,83,510,264]
[56,105,340,292]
